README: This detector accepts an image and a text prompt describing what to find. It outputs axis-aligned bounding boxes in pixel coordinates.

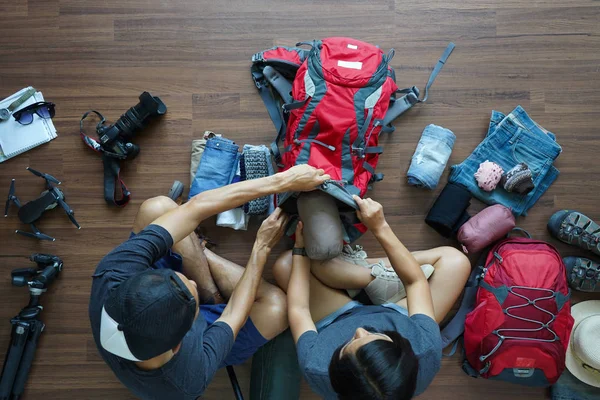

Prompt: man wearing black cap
[89,164,330,399]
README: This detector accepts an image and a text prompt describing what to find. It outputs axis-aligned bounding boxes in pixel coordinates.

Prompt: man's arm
[287,222,317,343]
[152,165,330,244]
[215,208,289,338]
[353,196,435,320]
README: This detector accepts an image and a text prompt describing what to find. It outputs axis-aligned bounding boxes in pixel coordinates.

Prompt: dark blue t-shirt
[89,225,234,400]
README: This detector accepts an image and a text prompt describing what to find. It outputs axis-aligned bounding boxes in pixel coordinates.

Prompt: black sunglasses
[13,102,55,125]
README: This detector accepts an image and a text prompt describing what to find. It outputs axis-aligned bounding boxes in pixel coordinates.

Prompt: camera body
[11,254,63,294]
[96,92,167,159]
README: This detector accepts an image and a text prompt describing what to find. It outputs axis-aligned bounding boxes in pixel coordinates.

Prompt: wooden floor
[1,0,599,399]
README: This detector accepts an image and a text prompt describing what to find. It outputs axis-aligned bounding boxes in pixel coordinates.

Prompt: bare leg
[310,246,471,323]
[203,248,288,340]
[273,251,354,322]
[132,196,222,304]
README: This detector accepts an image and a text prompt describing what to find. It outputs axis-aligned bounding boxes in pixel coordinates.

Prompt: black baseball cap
[100,269,197,361]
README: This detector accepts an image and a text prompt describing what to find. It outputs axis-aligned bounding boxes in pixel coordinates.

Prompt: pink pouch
[457,204,515,253]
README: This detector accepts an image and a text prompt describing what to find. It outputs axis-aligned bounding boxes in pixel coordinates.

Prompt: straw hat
[566,300,600,388]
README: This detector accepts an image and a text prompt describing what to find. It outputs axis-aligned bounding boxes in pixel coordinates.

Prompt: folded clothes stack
[449,105,561,216]
[189,134,276,230]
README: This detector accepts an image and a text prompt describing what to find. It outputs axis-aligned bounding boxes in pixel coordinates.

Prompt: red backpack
[251,38,454,242]
[462,236,574,386]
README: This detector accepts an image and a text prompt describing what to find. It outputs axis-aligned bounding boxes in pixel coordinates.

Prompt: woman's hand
[255,208,289,252]
[294,220,305,248]
[352,195,388,235]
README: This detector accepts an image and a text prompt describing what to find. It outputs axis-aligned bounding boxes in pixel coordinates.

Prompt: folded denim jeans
[425,182,472,238]
[189,137,240,199]
[449,106,561,216]
[407,124,456,190]
[551,370,600,400]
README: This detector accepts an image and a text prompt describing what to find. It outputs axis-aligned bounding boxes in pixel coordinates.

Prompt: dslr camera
[93,91,167,159]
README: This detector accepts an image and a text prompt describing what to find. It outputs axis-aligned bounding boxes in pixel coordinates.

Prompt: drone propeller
[26,167,61,185]
[4,179,15,217]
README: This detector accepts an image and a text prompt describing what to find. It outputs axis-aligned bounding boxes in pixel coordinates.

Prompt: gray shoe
[548,210,600,256]
[563,256,600,292]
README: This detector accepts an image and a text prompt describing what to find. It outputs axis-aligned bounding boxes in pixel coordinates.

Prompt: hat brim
[565,300,600,388]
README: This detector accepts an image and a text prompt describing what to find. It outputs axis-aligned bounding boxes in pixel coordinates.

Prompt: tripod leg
[0,321,29,399]
[11,320,44,400]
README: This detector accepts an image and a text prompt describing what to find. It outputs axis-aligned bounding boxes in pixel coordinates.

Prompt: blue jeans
[189,137,240,199]
[407,124,456,190]
[449,106,561,216]
[315,301,408,331]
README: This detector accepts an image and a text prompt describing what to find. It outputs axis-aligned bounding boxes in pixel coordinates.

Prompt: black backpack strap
[382,42,455,132]
[439,255,484,349]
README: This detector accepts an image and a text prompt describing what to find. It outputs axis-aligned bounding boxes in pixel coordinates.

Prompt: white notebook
[0,87,58,162]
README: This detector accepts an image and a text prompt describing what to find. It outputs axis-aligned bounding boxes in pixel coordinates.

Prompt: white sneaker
[364,263,435,305]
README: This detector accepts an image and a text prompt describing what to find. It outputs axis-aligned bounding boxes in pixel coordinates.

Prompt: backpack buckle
[352,146,365,158]
[252,72,264,89]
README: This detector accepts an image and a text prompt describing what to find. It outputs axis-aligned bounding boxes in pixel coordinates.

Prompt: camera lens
[113,92,167,141]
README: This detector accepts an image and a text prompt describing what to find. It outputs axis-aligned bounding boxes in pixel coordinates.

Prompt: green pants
[250,329,301,400]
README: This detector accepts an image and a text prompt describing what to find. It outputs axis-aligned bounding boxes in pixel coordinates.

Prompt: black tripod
[0,254,63,400]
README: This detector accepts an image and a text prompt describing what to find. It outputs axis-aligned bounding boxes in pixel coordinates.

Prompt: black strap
[80,110,131,207]
[102,155,131,207]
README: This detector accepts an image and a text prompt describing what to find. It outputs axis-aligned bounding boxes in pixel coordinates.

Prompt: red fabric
[261,47,303,66]
[464,238,574,385]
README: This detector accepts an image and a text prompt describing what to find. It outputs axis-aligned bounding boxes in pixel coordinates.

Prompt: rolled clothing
[449,106,561,216]
[407,124,456,190]
[189,137,240,199]
[240,145,274,216]
[190,131,222,185]
[425,182,472,238]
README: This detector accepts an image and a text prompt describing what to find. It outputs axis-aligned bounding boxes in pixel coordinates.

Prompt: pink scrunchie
[474,161,504,191]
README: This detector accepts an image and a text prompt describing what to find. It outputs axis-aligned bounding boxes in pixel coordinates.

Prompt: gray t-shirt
[297,305,442,399]
[89,225,235,400]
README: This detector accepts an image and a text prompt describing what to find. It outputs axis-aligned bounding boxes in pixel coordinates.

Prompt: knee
[437,246,471,279]
[273,251,293,291]
[260,286,287,324]
[139,196,177,219]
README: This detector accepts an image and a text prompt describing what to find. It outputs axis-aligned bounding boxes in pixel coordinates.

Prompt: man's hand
[294,221,305,248]
[353,195,388,234]
[281,165,331,192]
[255,208,290,252]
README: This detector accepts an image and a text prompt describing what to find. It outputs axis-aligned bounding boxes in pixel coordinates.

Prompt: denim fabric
[189,137,240,199]
[199,302,268,367]
[407,124,456,190]
[315,301,362,331]
[449,106,561,216]
[551,370,600,400]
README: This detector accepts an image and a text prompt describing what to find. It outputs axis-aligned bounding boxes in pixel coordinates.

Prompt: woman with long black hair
[273,196,471,400]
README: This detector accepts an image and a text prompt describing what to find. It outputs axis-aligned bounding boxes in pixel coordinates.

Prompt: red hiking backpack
[251,38,454,242]
[462,236,574,386]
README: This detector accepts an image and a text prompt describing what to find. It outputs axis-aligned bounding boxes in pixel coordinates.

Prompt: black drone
[4,167,80,241]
